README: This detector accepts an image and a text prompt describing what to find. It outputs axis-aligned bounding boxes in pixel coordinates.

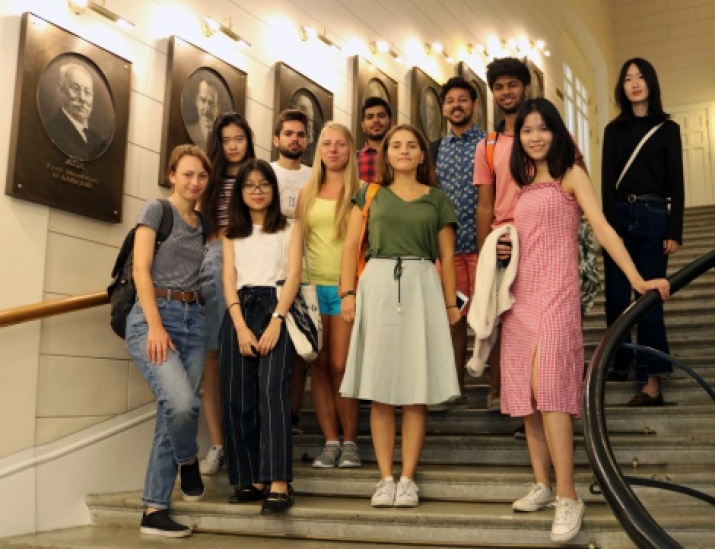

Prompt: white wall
[0,0,614,537]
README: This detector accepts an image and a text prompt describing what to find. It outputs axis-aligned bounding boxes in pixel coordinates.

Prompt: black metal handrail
[583,249,715,549]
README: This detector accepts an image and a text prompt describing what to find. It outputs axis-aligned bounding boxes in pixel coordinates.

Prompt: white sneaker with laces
[394,478,419,507]
[199,445,224,476]
[551,496,585,543]
[371,477,396,507]
[512,482,555,512]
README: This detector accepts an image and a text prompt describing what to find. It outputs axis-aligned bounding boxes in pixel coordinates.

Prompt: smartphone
[456,290,469,311]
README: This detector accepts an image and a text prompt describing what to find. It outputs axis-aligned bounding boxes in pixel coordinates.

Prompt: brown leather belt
[155,288,205,305]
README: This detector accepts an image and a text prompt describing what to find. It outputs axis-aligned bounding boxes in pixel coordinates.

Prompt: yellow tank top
[303,197,344,285]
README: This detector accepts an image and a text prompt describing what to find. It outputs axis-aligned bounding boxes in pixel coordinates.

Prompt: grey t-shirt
[136,200,205,291]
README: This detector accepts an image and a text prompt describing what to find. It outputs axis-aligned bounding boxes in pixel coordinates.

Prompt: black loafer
[627,392,664,407]
[229,484,267,503]
[261,486,295,514]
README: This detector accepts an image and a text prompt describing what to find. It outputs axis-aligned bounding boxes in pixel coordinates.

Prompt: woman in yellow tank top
[296,122,362,469]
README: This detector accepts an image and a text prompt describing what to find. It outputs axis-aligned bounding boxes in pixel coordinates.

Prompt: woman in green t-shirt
[338,124,461,508]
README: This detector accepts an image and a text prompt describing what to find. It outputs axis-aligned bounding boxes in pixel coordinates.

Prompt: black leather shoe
[261,485,295,514]
[229,484,268,503]
[627,392,664,407]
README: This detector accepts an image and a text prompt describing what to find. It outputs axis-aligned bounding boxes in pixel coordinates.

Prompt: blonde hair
[297,122,360,240]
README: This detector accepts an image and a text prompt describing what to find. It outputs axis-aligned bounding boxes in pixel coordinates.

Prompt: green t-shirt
[353,185,458,261]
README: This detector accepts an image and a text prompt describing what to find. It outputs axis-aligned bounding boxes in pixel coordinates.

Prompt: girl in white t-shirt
[219,159,303,514]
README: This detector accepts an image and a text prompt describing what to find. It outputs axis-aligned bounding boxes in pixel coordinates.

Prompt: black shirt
[601,116,684,243]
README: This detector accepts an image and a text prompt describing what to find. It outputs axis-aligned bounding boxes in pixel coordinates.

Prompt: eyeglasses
[242,183,272,194]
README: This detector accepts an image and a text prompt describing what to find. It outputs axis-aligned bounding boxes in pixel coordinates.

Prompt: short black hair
[440,76,476,102]
[486,57,530,90]
[510,98,576,187]
[361,96,392,120]
[273,109,308,137]
[614,57,669,124]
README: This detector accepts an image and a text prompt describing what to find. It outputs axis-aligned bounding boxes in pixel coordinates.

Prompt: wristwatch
[272,312,286,321]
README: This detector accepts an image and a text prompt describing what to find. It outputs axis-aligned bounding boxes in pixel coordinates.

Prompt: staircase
[3,206,715,549]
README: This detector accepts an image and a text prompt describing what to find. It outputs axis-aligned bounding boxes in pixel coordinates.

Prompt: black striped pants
[219,286,294,486]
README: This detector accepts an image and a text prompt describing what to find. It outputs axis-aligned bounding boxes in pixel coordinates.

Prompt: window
[563,63,590,169]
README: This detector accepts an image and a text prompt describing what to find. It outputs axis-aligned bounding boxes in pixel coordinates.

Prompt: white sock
[326,440,340,447]
[342,441,357,447]
[400,476,412,483]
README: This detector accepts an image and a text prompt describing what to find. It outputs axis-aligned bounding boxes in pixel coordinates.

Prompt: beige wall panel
[44,233,117,296]
[35,416,111,446]
[36,355,128,417]
[126,92,163,153]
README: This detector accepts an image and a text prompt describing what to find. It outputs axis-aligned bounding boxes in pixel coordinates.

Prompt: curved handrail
[0,291,109,329]
[583,249,715,549]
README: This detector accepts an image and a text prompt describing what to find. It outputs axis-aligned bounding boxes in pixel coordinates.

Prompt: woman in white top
[296,122,362,468]
[219,159,303,514]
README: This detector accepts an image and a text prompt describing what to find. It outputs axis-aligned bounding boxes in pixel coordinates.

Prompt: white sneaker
[199,445,224,476]
[394,478,419,507]
[551,497,585,543]
[371,477,396,507]
[512,482,555,512]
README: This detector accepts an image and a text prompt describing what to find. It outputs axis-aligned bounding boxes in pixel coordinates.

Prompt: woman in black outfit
[601,57,684,405]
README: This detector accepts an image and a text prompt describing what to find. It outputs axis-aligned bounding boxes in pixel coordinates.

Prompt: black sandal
[228,484,267,503]
[260,485,295,514]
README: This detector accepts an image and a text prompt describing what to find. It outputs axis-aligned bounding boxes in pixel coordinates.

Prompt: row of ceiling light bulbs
[66,2,550,64]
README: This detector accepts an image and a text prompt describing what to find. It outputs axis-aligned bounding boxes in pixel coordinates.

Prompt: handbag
[277,221,323,362]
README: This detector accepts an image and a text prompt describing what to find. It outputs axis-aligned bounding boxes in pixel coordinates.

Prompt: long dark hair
[378,124,436,187]
[201,112,256,235]
[225,159,286,239]
[510,98,576,187]
[614,58,669,124]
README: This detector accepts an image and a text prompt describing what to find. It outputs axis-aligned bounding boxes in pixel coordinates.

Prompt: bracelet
[339,290,355,299]
[446,304,458,309]
[227,301,240,310]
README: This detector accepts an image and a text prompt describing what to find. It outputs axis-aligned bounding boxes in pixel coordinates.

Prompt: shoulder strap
[616,122,664,189]
[485,131,499,184]
[194,209,210,244]
[362,183,380,218]
[155,199,174,250]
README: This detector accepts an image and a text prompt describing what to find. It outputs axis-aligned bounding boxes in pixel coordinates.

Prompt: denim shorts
[316,284,340,315]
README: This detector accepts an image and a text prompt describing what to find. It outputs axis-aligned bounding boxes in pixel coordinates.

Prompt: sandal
[260,485,295,514]
[627,391,664,407]
[228,484,267,503]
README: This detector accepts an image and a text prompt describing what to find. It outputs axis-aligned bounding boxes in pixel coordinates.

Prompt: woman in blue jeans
[126,144,211,538]
[197,113,256,476]
[601,58,684,406]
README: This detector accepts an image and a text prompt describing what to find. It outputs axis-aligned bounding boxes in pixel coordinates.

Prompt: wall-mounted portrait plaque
[352,56,398,149]
[410,67,445,142]
[6,13,131,222]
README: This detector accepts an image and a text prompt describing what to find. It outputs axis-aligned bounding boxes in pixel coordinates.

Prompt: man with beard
[473,57,531,413]
[428,77,486,407]
[186,78,220,151]
[270,109,311,218]
[270,109,312,436]
[357,97,392,182]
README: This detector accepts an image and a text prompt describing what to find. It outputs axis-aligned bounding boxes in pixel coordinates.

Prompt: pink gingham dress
[501,180,584,417]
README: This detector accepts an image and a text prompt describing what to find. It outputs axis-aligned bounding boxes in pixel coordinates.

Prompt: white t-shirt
[270,161,311,218]
[233,225,287,289]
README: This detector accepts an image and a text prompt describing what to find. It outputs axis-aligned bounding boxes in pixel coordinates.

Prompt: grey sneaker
[338,443,362,468]
[394,478,420,507]
[312,444,341,468]
[512,482,555,512]
[551,497,585,543]
[199,445,225,475]
[371,477,396,507]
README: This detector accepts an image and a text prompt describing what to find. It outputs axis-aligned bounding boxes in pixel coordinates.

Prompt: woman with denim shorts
[197,113,256,475]
[601,58,684,405]
[295,123,362,469]
[126,145,211,538]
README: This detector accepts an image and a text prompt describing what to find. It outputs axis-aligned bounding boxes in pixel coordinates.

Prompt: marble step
[292,433,715,467]
[85,490,715,549]
[199,462,715,507]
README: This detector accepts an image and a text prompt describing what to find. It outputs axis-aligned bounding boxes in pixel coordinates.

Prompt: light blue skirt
[340,258,459,406]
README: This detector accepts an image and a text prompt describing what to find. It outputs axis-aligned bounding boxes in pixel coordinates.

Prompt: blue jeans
[603,200,672,384]
[126,298,207,509]
[198,240,225,352]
